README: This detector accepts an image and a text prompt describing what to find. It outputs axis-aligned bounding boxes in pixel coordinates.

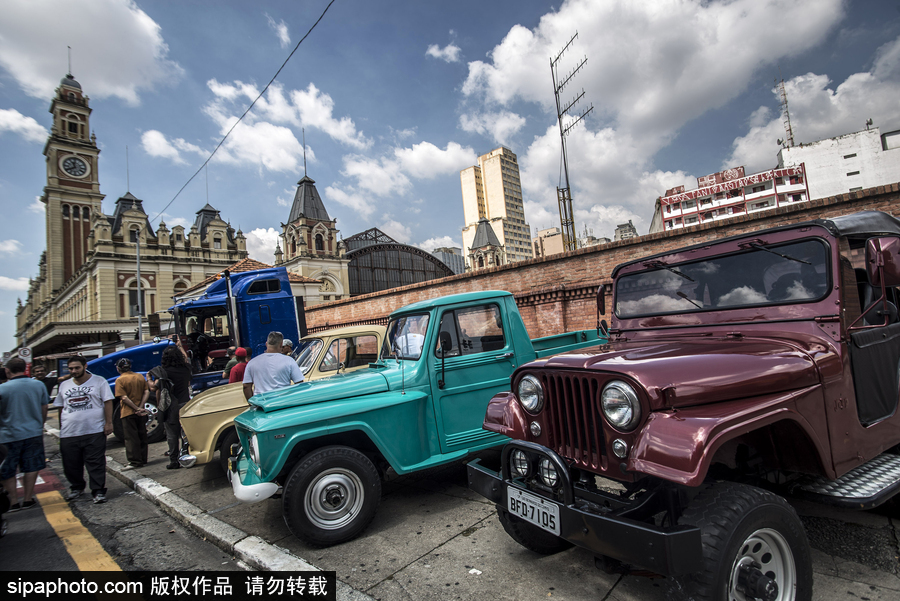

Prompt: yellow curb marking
[36,490,121,571]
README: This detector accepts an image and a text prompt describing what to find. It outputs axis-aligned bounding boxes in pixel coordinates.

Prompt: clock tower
[42,73,104,292]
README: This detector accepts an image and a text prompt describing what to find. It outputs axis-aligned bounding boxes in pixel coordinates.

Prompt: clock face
[62,156,88,177]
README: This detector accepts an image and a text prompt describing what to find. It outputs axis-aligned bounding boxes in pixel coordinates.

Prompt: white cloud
[324,185,375,218]
[0,240,23,254]
[417,235,459,252]
[28,196,44,213]
[158,213,189,229]
[340,155,411,197]
[0,0,183,105]
[456,0,844,239]
[459,111,526,146]
[266,14,290,48]
[245,228,281,263]
[0,108,48,143]
[0,276,29,291]
[426,43,461,63]
[141,130,205,165]
[379,219,412,244]
[393,141,476,180]
[290,83,371,150]
[726,35,900,171]
[276,188,294,208]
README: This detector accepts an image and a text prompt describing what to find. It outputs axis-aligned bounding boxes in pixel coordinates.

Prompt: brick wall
[307,183,900,337]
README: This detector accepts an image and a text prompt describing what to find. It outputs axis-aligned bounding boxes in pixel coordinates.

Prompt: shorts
[0,436,46,480]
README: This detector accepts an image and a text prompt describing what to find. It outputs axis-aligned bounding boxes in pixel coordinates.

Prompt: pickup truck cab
[228,290,605,546]
[179,324,385,471]
[468,211,900,601]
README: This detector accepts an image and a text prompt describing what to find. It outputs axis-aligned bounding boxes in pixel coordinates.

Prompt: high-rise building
[460,147,533,270]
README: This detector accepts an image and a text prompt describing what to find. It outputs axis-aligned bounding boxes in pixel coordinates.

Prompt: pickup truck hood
[540,338,820,410]
[248,368,390,412]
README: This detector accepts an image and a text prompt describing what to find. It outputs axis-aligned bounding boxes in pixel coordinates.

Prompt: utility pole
[551,33,593,252]
[136,226,143,341]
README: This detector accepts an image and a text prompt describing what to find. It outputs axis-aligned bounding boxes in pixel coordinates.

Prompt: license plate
[507,488,560,536]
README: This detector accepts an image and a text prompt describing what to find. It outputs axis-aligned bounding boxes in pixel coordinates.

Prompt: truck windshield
[381,314,430,361]
[615,239,830,318]
[294,339,323,375]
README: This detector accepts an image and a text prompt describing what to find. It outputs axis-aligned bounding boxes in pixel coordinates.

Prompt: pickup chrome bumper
[228,449,279,503]
[467,441,703,577]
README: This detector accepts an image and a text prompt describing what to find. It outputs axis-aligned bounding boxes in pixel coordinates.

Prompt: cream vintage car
[179,324,385,471]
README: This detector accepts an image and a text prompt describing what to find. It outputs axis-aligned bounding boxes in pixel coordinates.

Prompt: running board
[793,453,900,509]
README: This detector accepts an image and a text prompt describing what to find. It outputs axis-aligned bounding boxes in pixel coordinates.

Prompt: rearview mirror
[597,284,606,316]
[866,236,900,287]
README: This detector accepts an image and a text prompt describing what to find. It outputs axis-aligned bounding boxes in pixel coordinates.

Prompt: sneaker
[8,503,21,512]
[166,463,182,470]
[92,492,107,504]
[64,489,83,502]
[21,500,37,510]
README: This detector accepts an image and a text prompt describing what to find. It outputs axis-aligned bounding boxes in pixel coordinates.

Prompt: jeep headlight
[517,375,544,413]
[601,381,641,431]
[248,433,261,466]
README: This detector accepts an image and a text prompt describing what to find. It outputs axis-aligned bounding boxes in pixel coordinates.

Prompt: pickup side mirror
[866,236,900,287]
[439,331,452,354]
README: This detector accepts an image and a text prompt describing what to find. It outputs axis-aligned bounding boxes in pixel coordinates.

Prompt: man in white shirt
[53,356,114,504]
[243,331,304,400]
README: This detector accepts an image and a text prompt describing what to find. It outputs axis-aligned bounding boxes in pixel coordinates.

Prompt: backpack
[149,366,175,413]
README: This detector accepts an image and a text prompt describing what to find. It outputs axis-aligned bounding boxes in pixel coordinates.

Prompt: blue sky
[2,0,900,351]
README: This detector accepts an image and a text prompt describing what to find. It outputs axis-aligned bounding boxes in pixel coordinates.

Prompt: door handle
[496,352,515,359]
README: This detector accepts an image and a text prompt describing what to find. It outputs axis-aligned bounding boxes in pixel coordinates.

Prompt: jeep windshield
[615,239,830,318]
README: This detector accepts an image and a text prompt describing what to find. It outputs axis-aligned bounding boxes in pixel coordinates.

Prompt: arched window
[82,207,90,220]
[62,205,70,218]
[130,227,140,243]
[478,256,484,268]
[291,237,296,254]
[72,206,80,219]
[315,234,324,252]
[214,237,222,250]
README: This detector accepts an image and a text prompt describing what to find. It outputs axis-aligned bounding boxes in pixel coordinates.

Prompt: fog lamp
[539,458,559,488]
[529,421,542,437]
[511,449,529,477]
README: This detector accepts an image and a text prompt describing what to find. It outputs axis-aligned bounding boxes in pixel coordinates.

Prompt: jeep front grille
[540,372,606,470]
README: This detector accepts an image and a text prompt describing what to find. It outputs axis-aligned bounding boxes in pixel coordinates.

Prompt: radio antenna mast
[777,77,795,148]
[551,33,593,252]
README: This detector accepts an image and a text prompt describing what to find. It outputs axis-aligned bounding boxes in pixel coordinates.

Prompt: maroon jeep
[467,211,900,601]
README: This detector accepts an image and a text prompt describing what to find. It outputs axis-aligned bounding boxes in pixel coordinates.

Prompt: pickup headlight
[517,375,544,413]
[248,433,261,466]
[601,381,641,431]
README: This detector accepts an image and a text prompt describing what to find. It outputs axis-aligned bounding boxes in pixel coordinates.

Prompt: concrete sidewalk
[46,421,900,600]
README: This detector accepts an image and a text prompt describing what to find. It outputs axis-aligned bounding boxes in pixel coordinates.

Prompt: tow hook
[736,563,778,601]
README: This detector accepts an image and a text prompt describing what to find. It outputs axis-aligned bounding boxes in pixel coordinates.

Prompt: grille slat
[541,372,606,470]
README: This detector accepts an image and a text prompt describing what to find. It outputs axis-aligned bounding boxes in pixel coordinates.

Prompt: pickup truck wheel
[282,446,382,547]
[218,429,239,473]
[673,483,812,601]
[497,506,573,555]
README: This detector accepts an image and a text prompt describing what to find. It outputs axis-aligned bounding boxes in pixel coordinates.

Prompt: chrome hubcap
[304,468,364,530]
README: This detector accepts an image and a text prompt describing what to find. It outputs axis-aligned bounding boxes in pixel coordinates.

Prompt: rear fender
[630,386,832,486]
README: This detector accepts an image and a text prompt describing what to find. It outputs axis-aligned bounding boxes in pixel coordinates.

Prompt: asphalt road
[0,432,248,573]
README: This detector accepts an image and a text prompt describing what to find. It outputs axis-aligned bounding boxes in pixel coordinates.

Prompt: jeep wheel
[282,446,381,547]
[674,483,812,601]
[498,506,573,555]
[218,428,240,473]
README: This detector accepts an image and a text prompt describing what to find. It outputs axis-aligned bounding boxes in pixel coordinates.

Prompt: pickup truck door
[432,302,515,454]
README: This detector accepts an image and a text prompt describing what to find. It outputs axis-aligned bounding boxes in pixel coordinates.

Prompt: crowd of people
[0,331,303,533]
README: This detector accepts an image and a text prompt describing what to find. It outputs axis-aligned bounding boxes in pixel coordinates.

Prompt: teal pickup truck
[228,290,605,546]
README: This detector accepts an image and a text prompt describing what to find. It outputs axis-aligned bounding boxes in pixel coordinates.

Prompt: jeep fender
[629,385,832,486]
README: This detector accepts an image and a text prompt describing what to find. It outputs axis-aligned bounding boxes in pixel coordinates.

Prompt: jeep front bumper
[466,441,702,577]
[228,449,279,503]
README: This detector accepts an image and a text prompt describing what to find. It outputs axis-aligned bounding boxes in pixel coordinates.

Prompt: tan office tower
[460,147,533,270]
